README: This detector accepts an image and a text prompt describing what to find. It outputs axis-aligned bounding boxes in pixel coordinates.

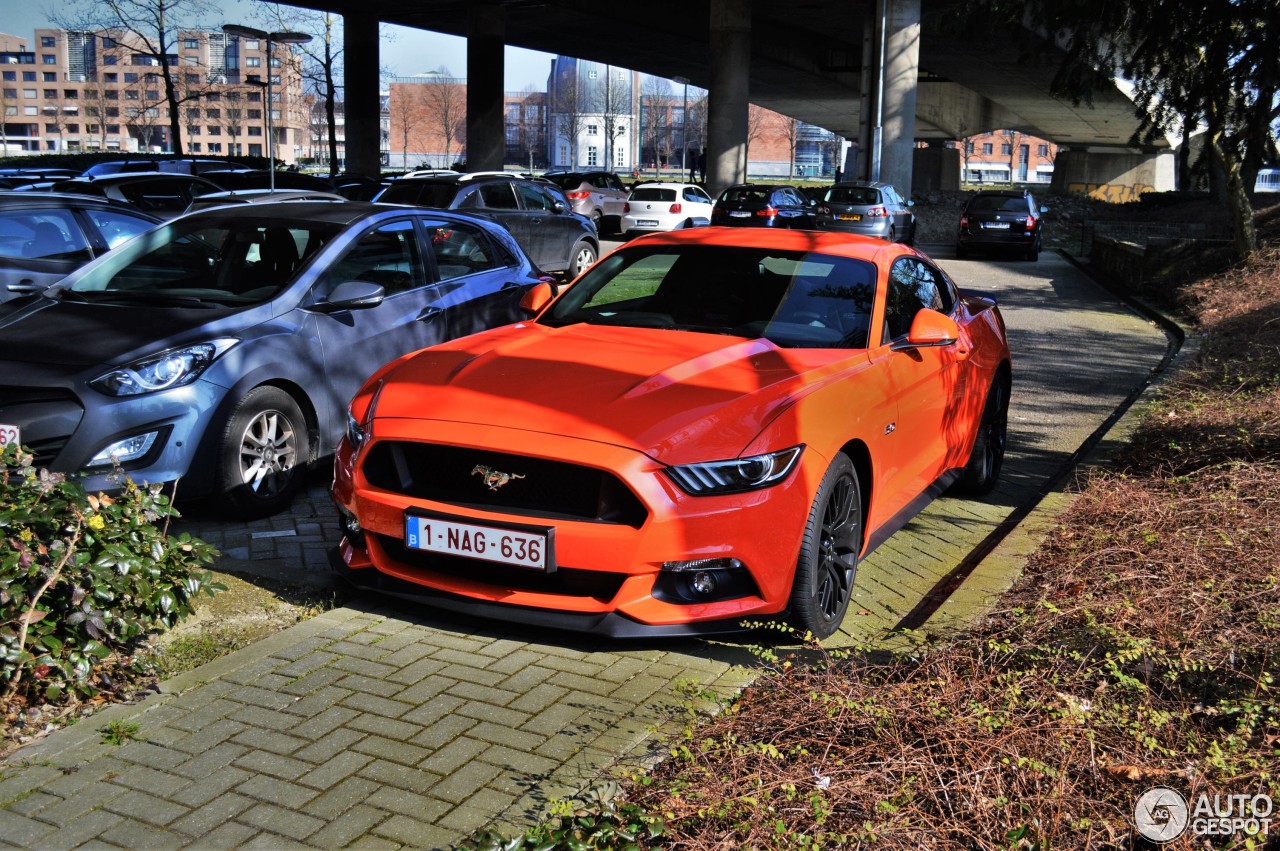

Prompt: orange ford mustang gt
[332,227,1011,638]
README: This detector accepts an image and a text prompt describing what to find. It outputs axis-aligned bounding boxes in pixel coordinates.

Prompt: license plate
[729,211,751,218]
[983,221,1011,229]
[0,423,18,450]
[637,219,659,227]
[405,511,554,571]
[837,214,862,221]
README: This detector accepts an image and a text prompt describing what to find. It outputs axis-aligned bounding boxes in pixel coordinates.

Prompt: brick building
[0,27,308,162]
[958,129,1058,185]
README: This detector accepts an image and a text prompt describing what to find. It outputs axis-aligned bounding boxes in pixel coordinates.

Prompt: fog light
[654,557,756,605]
[336,505,365,548]
[88,431,159,467]
[690,571,717,597]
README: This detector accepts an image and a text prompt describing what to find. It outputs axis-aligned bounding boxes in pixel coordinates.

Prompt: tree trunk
[1210,134,1257,261]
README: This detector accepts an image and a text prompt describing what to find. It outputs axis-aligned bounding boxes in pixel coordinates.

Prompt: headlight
[664,445,804,496]
[345,409,366,451]
[89,339,237,397]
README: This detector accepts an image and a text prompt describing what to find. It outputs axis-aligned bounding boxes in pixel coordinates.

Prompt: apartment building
[959,129,1058,185]
[0,27,307,163]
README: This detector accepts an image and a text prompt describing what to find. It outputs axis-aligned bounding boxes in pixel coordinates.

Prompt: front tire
[789,453,863,639]
[953,374,1009,496]
[214,386,310,520]
[568,240,597,278]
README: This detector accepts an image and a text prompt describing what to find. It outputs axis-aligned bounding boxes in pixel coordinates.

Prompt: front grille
[374,534,627,601]
[362,442,649,528]
[0,385,82,469]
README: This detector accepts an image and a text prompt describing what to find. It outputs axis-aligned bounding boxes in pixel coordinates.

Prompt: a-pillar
[342,12,381,178]
[706,0,750,196]
[864,0,919,192]
[466,5,506,172]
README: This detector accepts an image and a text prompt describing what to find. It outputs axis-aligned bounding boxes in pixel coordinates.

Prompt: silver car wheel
[238,408,299,493]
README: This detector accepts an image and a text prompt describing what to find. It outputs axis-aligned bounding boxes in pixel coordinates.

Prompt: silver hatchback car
[815,180,916,244]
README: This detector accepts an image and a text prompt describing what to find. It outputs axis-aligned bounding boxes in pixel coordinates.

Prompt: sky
[4,1,557,91]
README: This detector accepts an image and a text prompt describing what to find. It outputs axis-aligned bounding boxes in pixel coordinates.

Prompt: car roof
[0,189,161,215]
[629,225,907,261]
[970,189,1029,197]
[55,172,223,187]
[629,182,703,191]
[175,200,512,229]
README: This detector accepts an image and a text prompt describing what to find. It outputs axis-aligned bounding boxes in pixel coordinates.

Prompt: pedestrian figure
[697,148,707,184]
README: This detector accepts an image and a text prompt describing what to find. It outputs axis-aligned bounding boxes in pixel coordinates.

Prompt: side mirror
[552,200,568,214]
[519,280,556,314]
[309,280,385,313]
[1039,205,1049,214]
[891,308,959,351]
[906,199,916,207]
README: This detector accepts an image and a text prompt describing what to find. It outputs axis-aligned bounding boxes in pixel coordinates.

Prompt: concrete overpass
[307,0,1172,197]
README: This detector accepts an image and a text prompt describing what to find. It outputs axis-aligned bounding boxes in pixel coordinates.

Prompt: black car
[48,173,226,220]
[203,169,335,192]
[0,201,546,518]
[710,183,818,229]
[0,191,161,302]
[376,173,599,277]
[956,189,1047,260]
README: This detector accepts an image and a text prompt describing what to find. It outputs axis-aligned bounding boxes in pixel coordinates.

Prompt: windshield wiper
[63,290,216,309]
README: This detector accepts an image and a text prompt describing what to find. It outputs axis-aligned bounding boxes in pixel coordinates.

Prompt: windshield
[63,217,339,305]
[541,245,877,348]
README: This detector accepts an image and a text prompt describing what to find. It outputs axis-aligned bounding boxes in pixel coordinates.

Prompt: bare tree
[54,0,220,157]
[511,87,544,172]
[551,66,587,168]
[778,114,801,178]
[419,69,465,169]
[746,103,769,169]
[0,86,12,152]
[255,5,343,176]
[639,75,671,173]
[591,65,630,172]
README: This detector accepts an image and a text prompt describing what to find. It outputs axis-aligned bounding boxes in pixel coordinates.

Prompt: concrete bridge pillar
[863,0,920,193]
[707,0,751,196]
[1051,148,1177,201]
[466,5,506,171]
[343,12,381,178]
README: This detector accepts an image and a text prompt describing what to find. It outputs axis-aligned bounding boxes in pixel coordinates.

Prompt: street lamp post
[222,24,312,192]
[673,76,689,181]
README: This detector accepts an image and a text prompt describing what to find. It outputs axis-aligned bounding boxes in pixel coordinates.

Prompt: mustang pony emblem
[472,464,525,491]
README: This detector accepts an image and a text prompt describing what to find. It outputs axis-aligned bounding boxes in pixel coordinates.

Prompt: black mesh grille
[362,442,648,528]
[0,386,82,469]
[374,534,627,601]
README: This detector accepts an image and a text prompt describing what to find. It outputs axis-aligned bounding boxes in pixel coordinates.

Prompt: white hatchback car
[620,182,715,238]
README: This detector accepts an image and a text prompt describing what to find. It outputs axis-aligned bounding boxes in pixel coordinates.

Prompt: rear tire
[213,386,310,520]
[789,453,862,639]
[568,240,597,278]
[952,374,1009,496]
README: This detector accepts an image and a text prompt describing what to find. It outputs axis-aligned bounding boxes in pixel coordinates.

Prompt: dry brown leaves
[629,206,1280,849]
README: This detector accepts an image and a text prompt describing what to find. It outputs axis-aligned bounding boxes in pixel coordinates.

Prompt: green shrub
[0,444,220,703]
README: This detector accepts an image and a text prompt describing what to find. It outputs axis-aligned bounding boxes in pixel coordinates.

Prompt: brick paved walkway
[0,252,1174,848]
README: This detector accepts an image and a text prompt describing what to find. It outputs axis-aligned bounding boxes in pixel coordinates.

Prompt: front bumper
[0,367,224,496]
[332,419,822,635]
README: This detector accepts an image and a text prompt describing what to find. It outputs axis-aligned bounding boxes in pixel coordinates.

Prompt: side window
[426,221,508,281]
[514,181,555,212]
[478,182,519,210]
[0,209,91,261]
[884,257,951,341]
[331,220,424,296]
[84,209,155,249]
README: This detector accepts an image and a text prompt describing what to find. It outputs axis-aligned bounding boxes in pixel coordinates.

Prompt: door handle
[7,281,39,295]
[416,307,443,322]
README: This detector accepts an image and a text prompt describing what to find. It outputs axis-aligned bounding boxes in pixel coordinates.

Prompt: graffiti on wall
[1067,182,1156,203]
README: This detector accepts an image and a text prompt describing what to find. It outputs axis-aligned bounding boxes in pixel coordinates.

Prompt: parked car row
[1,156,1016,639]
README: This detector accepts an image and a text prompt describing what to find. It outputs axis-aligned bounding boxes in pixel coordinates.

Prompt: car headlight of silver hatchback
[89,338,238,397]
[664,445,804,496]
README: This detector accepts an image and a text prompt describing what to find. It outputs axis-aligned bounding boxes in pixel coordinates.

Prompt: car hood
[371,321,861,464]
[0,296,244,368]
